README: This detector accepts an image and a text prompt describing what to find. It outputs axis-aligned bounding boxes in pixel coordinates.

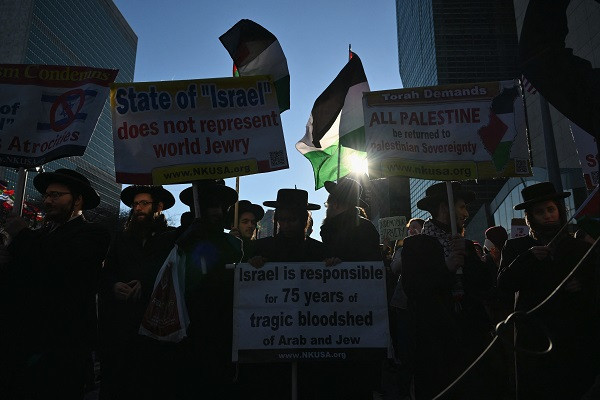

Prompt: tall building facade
[484,0,598,240]
[395,0,520,237]
[0,0,137,221]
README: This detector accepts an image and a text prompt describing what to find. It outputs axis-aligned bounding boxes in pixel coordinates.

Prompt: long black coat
[240,234,328,400]
[498,235,599,400]
[1,215,110,398]
[99,227,178,344]
[401,233,498,400]
[320,208,381,262]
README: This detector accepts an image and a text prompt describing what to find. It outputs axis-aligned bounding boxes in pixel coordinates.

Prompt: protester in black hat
[0,168,110,399]
[241,189,327,400]
[176,179,243,398]
[314,178,382,400]
[226,200,264,261]
[498,182,598,400]
[98,185,177,399]
[401,182,500,399]
[228,200,264,241]
[320,178,381,264]
[249,188,327,268]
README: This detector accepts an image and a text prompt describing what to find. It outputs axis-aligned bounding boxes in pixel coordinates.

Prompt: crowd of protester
[0,169,597,400]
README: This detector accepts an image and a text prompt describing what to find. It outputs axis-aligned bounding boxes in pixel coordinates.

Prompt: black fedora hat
[264,189,320,210]
[179,179,238,209]
[227,200,265,226]
[514,182,570,210]
[324,178,369,208]
[121,185,175,210]
[33,168,100,210]
[416,182,475,212]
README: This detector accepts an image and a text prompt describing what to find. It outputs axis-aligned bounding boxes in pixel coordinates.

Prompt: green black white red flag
[296,52,370,190]
[575,185,600,239]
[220,19,290,112]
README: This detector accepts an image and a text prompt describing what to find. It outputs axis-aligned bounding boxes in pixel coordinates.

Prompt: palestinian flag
[220,19,290,112]
[575,185,600,239]
[477,84,521,172]
[296,52,369,190]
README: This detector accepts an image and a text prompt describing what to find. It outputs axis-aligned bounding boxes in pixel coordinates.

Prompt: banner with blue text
[111,76,288,184]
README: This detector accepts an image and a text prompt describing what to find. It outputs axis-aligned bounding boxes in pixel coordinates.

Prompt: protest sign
[570,123,599,190]
[511,218,529,238]
[232,262,390,363]
[378,216,407,242]
[0,64,117,168]
[364,80,531,181]
[111,76,288,184]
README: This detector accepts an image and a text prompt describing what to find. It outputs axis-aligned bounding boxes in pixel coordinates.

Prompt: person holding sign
[320,178,381,263]
[316,178,383,400]
[0,169,110,399]
[498,182,598,400]
[243,189,327,400]
[98,185,177,399]
[401,182,499,400]
[177,179,243,397]
[249,188,327,267]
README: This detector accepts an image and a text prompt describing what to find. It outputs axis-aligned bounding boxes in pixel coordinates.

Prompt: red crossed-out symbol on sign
[49,89,86,132]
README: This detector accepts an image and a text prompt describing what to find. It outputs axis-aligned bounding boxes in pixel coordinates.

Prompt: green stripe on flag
[339,125,366,151]
[302,142,366,189]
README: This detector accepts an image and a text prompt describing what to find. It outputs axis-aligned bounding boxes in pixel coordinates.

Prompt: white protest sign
[364,80,531,181]
[570,123,599,190]
[232,262,390,363]
[111,75,288,184]
[378,216,407,242]
[0,64,117,168]
[511,218,529,238]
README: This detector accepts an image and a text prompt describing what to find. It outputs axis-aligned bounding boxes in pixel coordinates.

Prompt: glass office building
[395,0,520,234]
[0,0,137,222]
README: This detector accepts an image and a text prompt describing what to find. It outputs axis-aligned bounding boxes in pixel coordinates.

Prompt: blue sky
[113,0,403,234]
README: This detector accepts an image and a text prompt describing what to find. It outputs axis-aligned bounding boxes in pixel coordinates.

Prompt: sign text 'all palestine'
[233,262,390,363]
[364,80,532,181]
[111,75,288,185]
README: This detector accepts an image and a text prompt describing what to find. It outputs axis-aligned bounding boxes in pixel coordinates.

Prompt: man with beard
[227,200,264,261]
[401,182,499,400]
[176,179,243,398]
[0,169,110,399]
[320,178,381,263]
[313,178,382,400]
[244,189,327,400]
[98,185,176,399]
[498,182,599,399]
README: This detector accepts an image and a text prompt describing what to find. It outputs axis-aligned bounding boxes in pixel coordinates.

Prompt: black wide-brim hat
[33,168,100,210]
[227,200,265,226]
[416,181,476,212]
[121,185,175,210]
[324,178,369,208]
[264,188,320,210]
[179,179,238,209]
[514,182,570,210]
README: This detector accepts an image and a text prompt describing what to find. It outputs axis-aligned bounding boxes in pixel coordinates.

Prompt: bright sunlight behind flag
[296,52,369,190]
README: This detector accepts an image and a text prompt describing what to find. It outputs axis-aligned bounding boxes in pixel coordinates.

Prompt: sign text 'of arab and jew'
[111,76,288,185]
